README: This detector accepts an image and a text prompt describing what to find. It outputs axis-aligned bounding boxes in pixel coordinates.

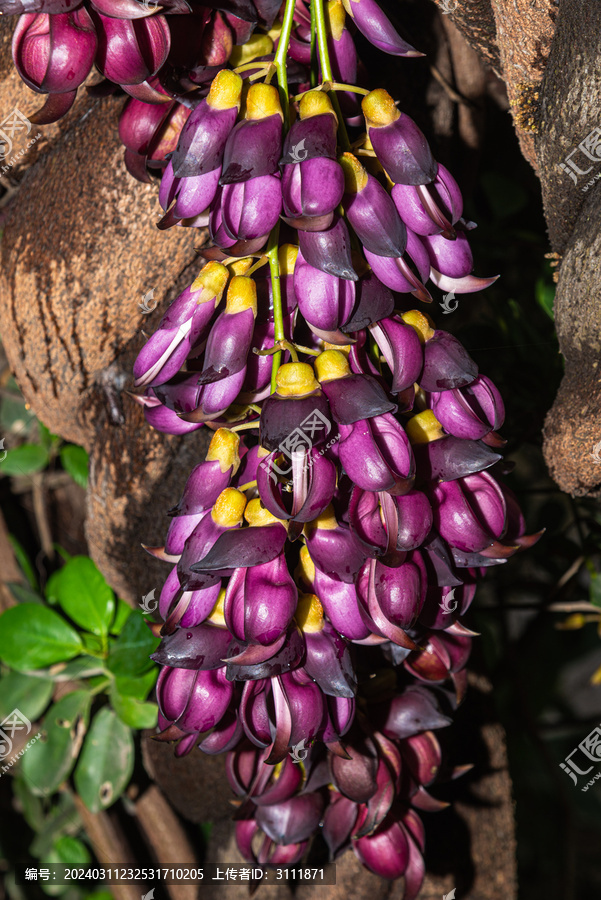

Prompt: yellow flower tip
[206,587,227,627]
[191,260,229,302]
[276,362,320,397]
[362,89,401,128]
[229,33,274,68]
[278,243,299,276]
[401,309,436,344]
[296,543,316,584]
[295,593,325,633]
[299,90,336,120]
[244,498,283,527]
[405,410,445,445]
[206,428,241,475]
[225,275,258,316]
[207,69,243,111]
[306,504,338,533]
[326,0,346,40]
[314,349,351,383]
[339,152,368,194]
[227,257,254,277]
[245,82,283,121]
[257,445,271,459]
[211,487,247,527]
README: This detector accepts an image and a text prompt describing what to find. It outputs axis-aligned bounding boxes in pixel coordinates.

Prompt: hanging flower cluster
[3,0,541,894]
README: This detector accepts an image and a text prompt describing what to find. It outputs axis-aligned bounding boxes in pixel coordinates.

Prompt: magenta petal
[255,793,325,845]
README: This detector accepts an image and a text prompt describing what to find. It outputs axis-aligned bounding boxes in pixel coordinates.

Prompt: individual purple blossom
[282,157,345,230]
[364,228,432,300]
[341,0,422,57]
[362,89,437,184]
[12,10,97,94]
[92,10,171,86]
[220,82,283,183]
[170,69,242,178]
[220,174,282,241]
[133,260,229,387]
[392,164,463,238]
[428,375,505,440]
[156,665,235,756]
[339,152,407,258]
[338,413,415,495]
[294,251,355,337]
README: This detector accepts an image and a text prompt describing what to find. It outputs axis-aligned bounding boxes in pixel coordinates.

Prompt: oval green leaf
[0,605,82,670]
[74,707,134,813]
[0,444,49,476]
[21,691,91,796]
[60,445,89,489]
[109,685,158,730]
[0,672,54,722]
[51,557,115,637]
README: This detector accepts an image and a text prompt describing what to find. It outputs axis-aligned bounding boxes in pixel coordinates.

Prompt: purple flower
[282,157,345,230]
[342,0,422,57]
[12,10,97,94]
[220,83,283,183]
[171,70,242,178]
[340,152,407,258]
[392,164,463,238]
[362,89,437,185]
[133,261,229,387]
[338,413,415,495]
[221,174,282,241]
[92,10,171,85]
[428,375,505,440]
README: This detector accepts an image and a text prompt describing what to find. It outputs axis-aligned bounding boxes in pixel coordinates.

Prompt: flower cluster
[3,0,540,893]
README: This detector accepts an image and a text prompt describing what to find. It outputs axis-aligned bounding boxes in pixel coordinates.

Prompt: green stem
[267,222,285,392]
[313,0,351,151]
[273,0,297,130]
[309,0,318,88]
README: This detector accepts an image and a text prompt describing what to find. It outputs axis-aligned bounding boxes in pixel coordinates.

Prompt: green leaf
[29,791,79,857]
[114,667,157,700]
[74,707,134,812]
[0,444,49,476]
[0,671,54,721]
[107,611,159,677]
[60,445,89,489]
[110,598,132,635]
[8,535,38,589]
[53,835,91,865]
[0,605,82,670]
[21,691,91,796]
[8,582,44,604]
[109,685,158,729]
[51,557,114,637]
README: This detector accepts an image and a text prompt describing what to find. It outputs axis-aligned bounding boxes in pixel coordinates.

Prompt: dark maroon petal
[151,623,234,670]
[299,216,358,281]
[420,330,478,391]
[255,793,324,845]
[375,686,452,739]
[330,737,378,802]
[226,627,305,681]
[281,112,338,163]
[190,524,287,573]
[220,114,282,183]
[342,271,395,333]
[198,709,243,754]
[369,316,423,394]
[304,623,357,698]
[321,374,396,425]
[29,88,77,123]
[413,436,502,482]
[259,392,331,452]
